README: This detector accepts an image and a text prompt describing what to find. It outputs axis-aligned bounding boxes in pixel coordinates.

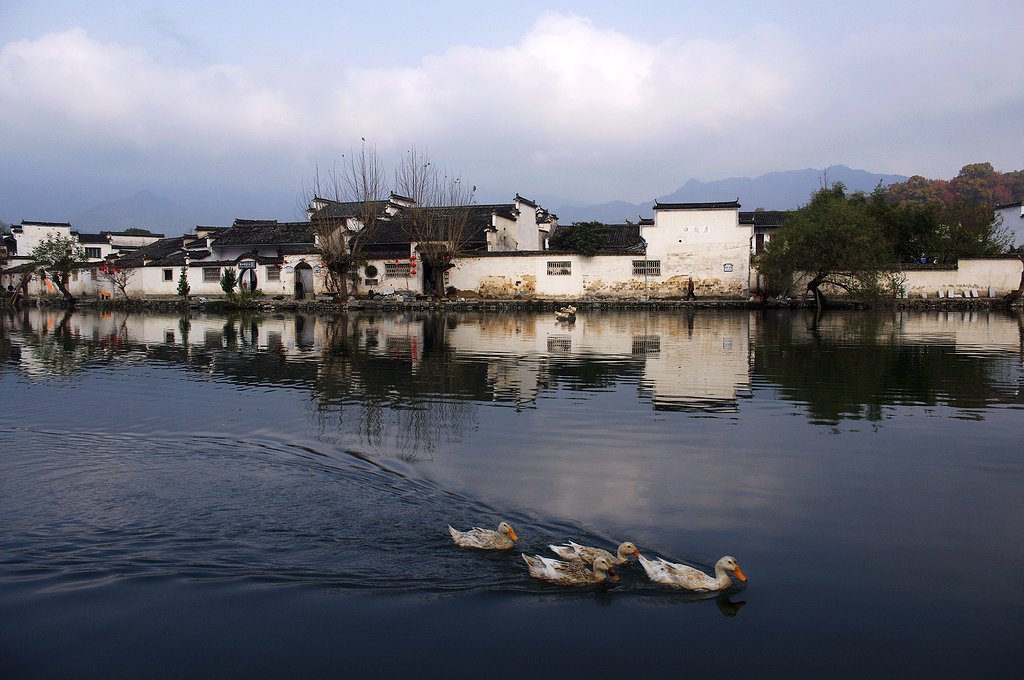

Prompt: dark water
[1,308,1021,678]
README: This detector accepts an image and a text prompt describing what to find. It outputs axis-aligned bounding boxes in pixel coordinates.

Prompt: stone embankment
[13,294,1021,313]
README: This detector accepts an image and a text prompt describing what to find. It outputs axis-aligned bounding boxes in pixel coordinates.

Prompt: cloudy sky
[1,0,1021,226]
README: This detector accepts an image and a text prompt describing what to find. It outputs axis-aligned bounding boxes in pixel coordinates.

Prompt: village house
[4,196,1023,302]
[995,201,1024,249]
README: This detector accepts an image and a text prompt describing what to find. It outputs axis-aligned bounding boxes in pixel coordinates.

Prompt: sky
[1,0,1022,226]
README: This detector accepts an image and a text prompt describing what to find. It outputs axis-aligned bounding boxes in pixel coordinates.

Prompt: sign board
[238,261,257,269]
[284,266,294,274]
[723,263,734,272]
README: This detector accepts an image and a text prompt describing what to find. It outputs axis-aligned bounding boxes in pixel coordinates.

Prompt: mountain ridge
[67,166,909,233]
[554,165,909,224]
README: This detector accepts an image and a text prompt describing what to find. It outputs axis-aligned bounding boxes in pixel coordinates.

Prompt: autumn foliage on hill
[887,163,1024,208]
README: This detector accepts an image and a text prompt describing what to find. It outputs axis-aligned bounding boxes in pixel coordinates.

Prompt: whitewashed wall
[642,206,752,297]
[903,258,1022,297]
[446,252,750,300]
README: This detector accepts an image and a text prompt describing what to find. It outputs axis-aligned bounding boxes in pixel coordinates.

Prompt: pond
[1,307,1021,678]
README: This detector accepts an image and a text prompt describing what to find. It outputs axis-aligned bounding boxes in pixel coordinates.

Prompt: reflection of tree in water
[754,310,1024,424]
[311,314,482,462]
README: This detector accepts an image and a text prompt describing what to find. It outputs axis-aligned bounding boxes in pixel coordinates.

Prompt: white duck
[549,541,640,566]
[523,553,619,586]
[448,522,519,550]
[638,555,747,591]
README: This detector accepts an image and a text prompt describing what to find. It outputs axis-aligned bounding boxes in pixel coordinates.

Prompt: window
[266,265,281,281]
[163,268,173,282]
[71,270,79,282]
[203,267,220,282]
[547,260,572,276]
[632,260,661,277]
[90,269,98,281]
[85,247,102,258]
[755,233,765,254]
[384,262,411,277]
[365,278,379,286]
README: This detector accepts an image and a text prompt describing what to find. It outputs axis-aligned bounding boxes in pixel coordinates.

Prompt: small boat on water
[554,305,577,323]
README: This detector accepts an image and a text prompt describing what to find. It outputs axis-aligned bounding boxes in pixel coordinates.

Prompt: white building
[995,201,1024,249]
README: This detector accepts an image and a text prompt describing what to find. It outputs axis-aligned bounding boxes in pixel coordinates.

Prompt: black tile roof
[310,198,391,223]
[739,210,789,227]
[548,223,645,253]
[653,200,741,210]
[76,233,110,244]
[213,221,314,247]
[115,237,186,267]
[20,220,72,227]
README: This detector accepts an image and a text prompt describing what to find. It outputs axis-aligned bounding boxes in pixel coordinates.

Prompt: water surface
[1,308,1021,678]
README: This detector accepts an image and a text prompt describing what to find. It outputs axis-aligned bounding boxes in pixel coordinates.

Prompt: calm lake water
[1,307,1021,678]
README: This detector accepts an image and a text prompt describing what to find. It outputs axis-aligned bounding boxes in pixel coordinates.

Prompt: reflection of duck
[638,555,747,591]
[549,541,640,566]
[447,522,519,550]
[523,554,619,585]
[715,593,747,617]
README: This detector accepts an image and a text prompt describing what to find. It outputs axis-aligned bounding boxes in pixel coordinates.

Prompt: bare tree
[394,145,477,297]
[304,142,390,301]
[98,260,136,301]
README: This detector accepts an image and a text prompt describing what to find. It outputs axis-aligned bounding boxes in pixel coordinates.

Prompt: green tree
[121,228,155,236]
[755,183,895,308]
[220,267,237,297]
[930,202,1012,262]
[29,234,88,303]
[177,265,190,301]
[868,186,942,263]
[549,221,610,257]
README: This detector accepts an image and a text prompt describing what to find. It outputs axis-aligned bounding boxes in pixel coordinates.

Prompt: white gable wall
[642,205,752,297]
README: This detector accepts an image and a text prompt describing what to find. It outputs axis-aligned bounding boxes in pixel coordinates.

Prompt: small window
[85,247,102,258]
[72,270,79,281]
[90,269,98,281]
[365,278,379,286]
[632,260,661,277]
[266,265,281,281]
[203,267,220,282]
[384,262,411,277]
[547,260,572,276]
[163,268,173,281]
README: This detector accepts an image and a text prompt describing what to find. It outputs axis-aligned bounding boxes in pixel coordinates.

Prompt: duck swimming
[447,522,519,550]
[522,553,619,586]
[638,555,747,591]
[549,541,640,566]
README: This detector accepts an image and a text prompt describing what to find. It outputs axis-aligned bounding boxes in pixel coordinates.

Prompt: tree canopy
[549,221,610,257]
[887,163,1024,209]
[29,234,89,302]
[755,183,895,307]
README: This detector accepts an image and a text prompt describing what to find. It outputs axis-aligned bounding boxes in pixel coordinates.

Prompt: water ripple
[0,427,719,600]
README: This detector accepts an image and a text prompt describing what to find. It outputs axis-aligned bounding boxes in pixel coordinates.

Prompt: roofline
[653,200,741,210]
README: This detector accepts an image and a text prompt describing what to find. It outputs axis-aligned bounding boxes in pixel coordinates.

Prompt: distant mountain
[72,190,199,233]
[554,165,909,224]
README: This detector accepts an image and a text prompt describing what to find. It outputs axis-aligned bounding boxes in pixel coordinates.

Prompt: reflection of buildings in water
[486,357,542,406]
[633,314,751,412]
[444,312,752,411]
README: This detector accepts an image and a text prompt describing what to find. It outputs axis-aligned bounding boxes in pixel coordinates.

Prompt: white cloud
[0,7,1020,210]
[0,27,300,151]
